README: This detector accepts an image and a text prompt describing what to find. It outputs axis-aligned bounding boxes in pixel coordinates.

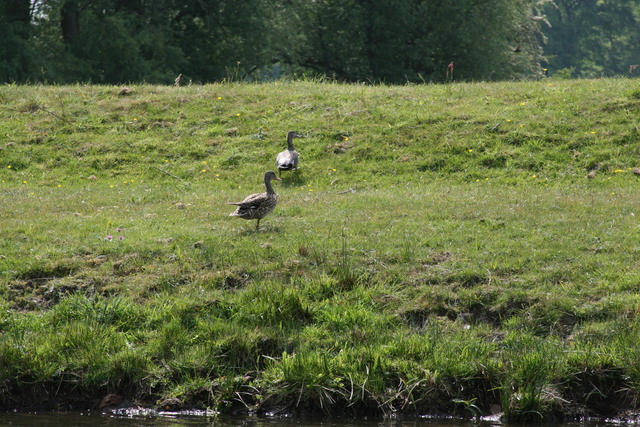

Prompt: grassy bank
[1,78,640,421]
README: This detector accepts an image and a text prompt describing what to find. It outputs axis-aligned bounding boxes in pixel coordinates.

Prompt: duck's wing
[276,150,292,167]
[227,192,268,208]
[276,150,298,169]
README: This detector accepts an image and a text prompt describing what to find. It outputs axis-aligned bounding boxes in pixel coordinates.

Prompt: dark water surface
[0,411,627,427]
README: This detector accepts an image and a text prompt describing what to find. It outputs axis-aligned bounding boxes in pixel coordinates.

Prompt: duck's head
[265,170,282,182]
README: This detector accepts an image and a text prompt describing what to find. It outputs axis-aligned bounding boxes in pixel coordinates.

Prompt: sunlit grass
[1,79,640,419]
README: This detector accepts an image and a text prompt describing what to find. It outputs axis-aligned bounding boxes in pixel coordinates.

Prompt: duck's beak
[274,176,282,181]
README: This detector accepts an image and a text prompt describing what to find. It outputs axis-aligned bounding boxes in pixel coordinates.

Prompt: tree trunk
[61,0,80,44]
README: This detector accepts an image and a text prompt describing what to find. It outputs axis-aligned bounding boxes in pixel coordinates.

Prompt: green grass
[1,78,640,420]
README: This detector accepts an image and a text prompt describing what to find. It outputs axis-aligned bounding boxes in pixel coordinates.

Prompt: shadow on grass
[278,170,306,187]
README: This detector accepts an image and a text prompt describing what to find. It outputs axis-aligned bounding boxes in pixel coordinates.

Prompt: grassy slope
[1,79,640,420]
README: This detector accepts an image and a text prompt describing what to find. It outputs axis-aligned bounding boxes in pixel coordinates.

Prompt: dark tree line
[0,0,638,84]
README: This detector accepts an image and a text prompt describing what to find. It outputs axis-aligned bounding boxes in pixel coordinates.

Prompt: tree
[278,0,549,83]
[0,0,43,82]
[49,0,184,83]
[169,0,277,82]
[22,0,277,84]
[542,0,640,77]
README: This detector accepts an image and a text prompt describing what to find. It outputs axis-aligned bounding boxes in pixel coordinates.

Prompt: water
[0,411,627,427]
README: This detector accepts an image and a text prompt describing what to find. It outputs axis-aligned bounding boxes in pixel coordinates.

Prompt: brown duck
[228,171,281,230]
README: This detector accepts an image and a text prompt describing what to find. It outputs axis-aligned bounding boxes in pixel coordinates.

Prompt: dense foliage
[3,0,638,84]
[274,0,546,83]
[8,0,634,83]
[542,0,640,78]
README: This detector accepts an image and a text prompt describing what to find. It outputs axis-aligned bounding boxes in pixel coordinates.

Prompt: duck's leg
[255,218,260,230]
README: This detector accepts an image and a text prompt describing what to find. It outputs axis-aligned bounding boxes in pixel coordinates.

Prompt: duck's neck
[265,176,277,195]
[287,134,296,151]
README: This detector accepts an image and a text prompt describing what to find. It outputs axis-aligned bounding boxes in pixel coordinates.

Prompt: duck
[276,131,301,177]
[227,171,281,230]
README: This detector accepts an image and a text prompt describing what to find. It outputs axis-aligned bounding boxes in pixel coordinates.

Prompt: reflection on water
[0,411,625,427]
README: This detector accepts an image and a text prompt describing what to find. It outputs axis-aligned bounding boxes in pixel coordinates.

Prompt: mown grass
[1,78,640,420]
